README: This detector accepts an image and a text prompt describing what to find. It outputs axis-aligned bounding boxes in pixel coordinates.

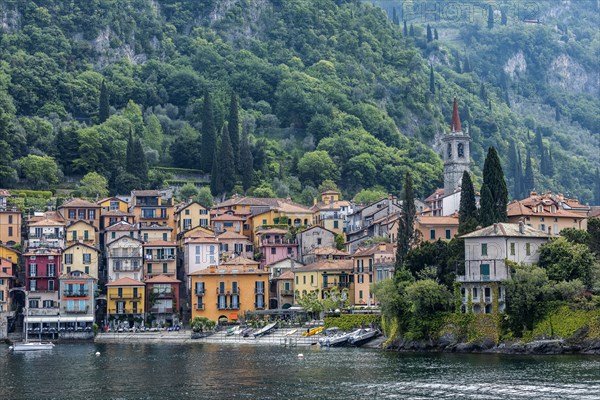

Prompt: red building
[144,274,181,326]
[25,248,62,293]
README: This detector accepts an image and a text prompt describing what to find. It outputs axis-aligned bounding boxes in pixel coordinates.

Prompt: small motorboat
[348,328,379,347]
[12,342,55,351]
[226,326,241,336]
[241,327,254,337]
[302,326,324,337]
[253,322,277,338]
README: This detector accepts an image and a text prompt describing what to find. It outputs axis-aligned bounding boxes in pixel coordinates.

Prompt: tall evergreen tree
[429,65,435,94]
[125,130,136,175]
[426,24,433,42]
[516,147,525,198]
[434,28,439,40]
[501,8,508,25]
[210,135,223,196]
[409,23,414,37]
[239,123,254,192]
[487,5,494,29]
[463,54,471,73]
[535,130,544,156]
[219,123,236,193]
[507,141,521,199]
[524,149,535,195]
[403,20,408,36]
[395,173,416,273]
[392,7,399,25]
[547,147,554,176]
[200,92,217,173]
[479,147,508,226]
[540,146,549,176]
[595,168,600,206]
[134,138,148,183]
[458,171,478,234]
[228,92,240,172]
[98,79,109,124]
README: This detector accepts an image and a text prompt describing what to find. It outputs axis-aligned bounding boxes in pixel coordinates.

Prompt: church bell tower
[442,97,471,193]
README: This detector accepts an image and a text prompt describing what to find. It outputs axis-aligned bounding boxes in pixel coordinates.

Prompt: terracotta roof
[106,277,145,287]
[311,199,351,212]
[0,189,10,197]
[353,243,395,257]
[416,216,459,226]
[274,270,294,280]
[23,249,61,256]
[0,271,13,279]
[106,236,143,246]
[424,188,445,203]
[0,244,21,254]
[186,236,219,244]
[212,214,244,221]
[275,199,312,214]
[507,201,585,219]
[188,263,263,275]
[28,212,64,223]
[313,247,349,256]
[218,230,249,240]
[221,256,260,267]
[298,225,337,236]
[59,199,100,208]
[64,242,100,252]
[29,218,66,227]
[139,224,173,231]
[258,228,289,235]
[67,220,98,230]
[143,240,176,247]
[294,259,353,272]
[98,197,127,205]
[105,221,137,231]
[132,190,160,197]
[589,207,600,218]
[174,201,208,214]
[460,223,551,239]
[145,274,180,283]
[185,230,215,239]
[101,210,134,216]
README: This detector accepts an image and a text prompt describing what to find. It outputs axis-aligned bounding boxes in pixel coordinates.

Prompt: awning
[229,313,238,320]
[26,316,94,323]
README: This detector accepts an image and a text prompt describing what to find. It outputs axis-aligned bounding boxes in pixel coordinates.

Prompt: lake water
[1,343,599,399]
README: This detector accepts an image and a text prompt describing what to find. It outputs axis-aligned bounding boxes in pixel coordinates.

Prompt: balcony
[254,288,265,294]
[323,282,350,290]
[113,265,142,272]
[152,289,173,297]
[195,303,205,310]
[150,307,173,314]
[29,233,63,239]
[63,290,89,297]
[145,255,176,262]
[280,289,294,296]
[63,305,89,314]
[27,307,60,316]
[110,309,138,315]
[195,289,205,296]
[261,239,296,246]
[456,274,491,282]
[216,288,240,295]
[113,293,142,299]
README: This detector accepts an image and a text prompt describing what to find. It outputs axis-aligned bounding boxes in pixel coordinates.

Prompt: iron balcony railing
[63,290,89,297]
[63,305,89,314]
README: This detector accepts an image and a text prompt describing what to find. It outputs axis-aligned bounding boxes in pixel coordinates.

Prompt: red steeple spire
[451,96,462,133]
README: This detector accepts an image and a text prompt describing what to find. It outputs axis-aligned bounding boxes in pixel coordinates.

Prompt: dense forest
[0,0,598,204]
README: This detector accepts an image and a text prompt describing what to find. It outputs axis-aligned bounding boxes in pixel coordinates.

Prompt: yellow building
[310,190,352,236]
[131,190,176,240]
[177,225,215,248]
[0,207,22,247]
[293,259,354,305]
[189,257,268,323]
[0,244,19,266]
[106,277,146,326]
[174,201,210,236]
[62,242,101,279]
[98,197,129,213]
[66,220,99,248]
[58,199,101,231]
[352,243,395,306]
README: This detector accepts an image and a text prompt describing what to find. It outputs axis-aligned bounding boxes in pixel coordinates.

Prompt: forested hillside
[0,0,597,204]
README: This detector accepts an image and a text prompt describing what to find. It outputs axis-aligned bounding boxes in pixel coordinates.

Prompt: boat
[253,322,277,338]
[285,329,298,336]
[318,328,359,347]
[226,326,241,336]
[12,292,55,352]
[302,326,324,337]
[241,327,254,337]
[348,328,379,347]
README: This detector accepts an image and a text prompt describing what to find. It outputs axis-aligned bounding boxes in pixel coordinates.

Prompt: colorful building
[59,270,96,331]
[139,222,173,243]
[271,270,294,310]
[104,221,137,245]
[415,215,459,242]
[0,244,20,267]
[174,201,210,234]
[27,218,65,249]
[145,274,180,327]
[106,277,145,327]
[257,228,298,269]
[130,190,175,241]
[189,259,268,323]
[0,268,13,313]
[293,259,354,305]
[310,190,353,236]
[62,242,100,279]
[352,243,395,306]
[0,205,22,247]
[183,235,219,277]
[58,199,101,231]
[297,225,337,265]
[66,220,99,248]
[143,240,177,278]
[217,230,254,261]
[106,236,143,282]
[212,213,244,235]
[25,248,62,327]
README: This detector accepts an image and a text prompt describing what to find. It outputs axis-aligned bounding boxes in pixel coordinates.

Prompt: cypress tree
[409,23,414,37]
[507,140,521,199]
[239,123,254,192]
[434,28,439,40]
[595,168,600,206]
[535,130,544,156]
[403,20,408,36]
[540,145,549,176]
[463,54,471,73]
[487,5,494,29]
[516,147,524,198]
[219,123,236,193]
[228,92,240,172]
[501,8,507,25]
[134,138,148,183]
[555,107,561,122]
[125,130,136,175]
[98,80,109,123]
[210,135,223,196]
[395,173,416,273]
[200,92,217,173]
[426,24,433,42]
[429,65,435,94]
[547,147,554,176]
[479,147,508,226]
[454,51,462,73]
[458,171,478,234]
[392,7,399,25]
[524,149,535,195]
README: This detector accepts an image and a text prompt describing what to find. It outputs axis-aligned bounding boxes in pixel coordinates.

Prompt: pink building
[25,248,62,293]
[258,228,298,269]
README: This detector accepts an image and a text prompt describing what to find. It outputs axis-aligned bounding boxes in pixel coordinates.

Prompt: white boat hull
[12,342,55,351]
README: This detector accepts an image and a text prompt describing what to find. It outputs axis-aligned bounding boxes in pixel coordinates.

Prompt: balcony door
[480,264,490,280]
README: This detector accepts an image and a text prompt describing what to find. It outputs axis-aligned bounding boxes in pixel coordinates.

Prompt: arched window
[447,143,452,159]
[458,143,464,158]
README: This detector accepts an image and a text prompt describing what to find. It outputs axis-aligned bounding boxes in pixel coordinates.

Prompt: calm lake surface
[1,342,599,399]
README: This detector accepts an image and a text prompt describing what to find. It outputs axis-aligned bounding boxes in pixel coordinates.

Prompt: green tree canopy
[78,172,108,199]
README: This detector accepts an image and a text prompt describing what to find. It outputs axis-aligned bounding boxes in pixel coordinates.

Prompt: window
[8,215,12,224]
[48,280,54,291]
[8,227,12,236]
[359,290,363,299]
[29,264,37,277]
[296,276,298,285]
[48,264,56,277]
[234,243,243,254]
[472,287,478,300]
[42,300,53,308]
[200,219,208,227]
[185,209,190,215]
[29,299,39,308]
[111,232,116,239]
[510,243,515,256]
[526,243,531,256]
[458,143,464,158]
[72,231,77,241]
[78,210,86,220]
[83,253,91,264]
[368,259,373,272]
[447,143,452,158]
[445,229,451,239]
[369,274,373,283]
[148,263,153,273]
[163,263,168,273]
[133,288,138,298]
[262,219,267,225]
[65,254,73,264]
[110,201,119,211]
[163,233,168,241]
[334,221,339,229]
[68,210,76,219]
[88,210,96,220]
[303,276,306,284]
[117,288,123,297]
[481,243,488,256]
[287,247,292,255]
[85,266,89,274]
[143,233,148,242]
[430,229,436,240]
[317,238,322,245]
[132,302,138,314]
[271,248,276,255]
[183,219,192,229]
[358,275,363,284]
[310,275,314,285]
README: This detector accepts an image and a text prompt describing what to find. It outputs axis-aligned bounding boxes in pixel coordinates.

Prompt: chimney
[519,220,525,234]
[493,223,498,234]
[451,97,462,133]
[313,197,317,206]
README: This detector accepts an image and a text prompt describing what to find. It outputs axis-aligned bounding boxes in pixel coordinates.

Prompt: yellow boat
[302,327,324,337]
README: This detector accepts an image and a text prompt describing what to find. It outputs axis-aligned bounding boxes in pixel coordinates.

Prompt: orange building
[352,243,395,305]
[189,257,268,323]
[131,190,176,241]
[415,215,459,242]
[58,199,101,231]
[0,206,21,247]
